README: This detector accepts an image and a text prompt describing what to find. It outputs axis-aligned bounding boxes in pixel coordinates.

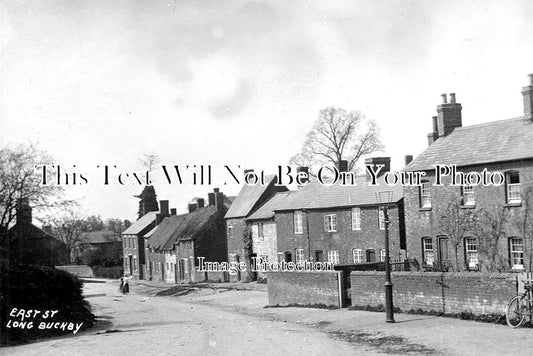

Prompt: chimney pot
[449,93,456,103]
[528,73,533,86]
[441,93,447,103]
[214,188,220,193]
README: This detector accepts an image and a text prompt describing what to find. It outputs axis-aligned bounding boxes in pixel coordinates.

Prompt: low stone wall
[267,271,341,308]
[350,271,518,315]
[56,265,94,278]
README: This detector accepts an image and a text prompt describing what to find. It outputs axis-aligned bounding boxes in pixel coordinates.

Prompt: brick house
[224,175,288,281]
[273,162,406,266]
[245,191,294,278]
[403,75,533,272]
[77,230,123,265]
[4,198,68,266]
[146,189,229,283]
[121,200,169,279]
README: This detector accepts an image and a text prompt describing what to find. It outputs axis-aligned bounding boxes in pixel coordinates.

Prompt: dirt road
[1,279,531,355]
[0,280,369,356]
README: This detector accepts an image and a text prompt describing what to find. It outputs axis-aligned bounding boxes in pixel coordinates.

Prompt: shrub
[0,263,95,345]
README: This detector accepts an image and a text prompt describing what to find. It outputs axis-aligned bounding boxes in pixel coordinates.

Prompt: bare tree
[48,211,87,265]
[438,199,476,271]
[472,206,510,272]
[138,153,161,172]
[290,107,384,174]
[0,144,72,245]
[515,183,533,272]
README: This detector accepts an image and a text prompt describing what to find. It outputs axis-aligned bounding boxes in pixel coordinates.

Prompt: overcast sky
[1,0,533,221]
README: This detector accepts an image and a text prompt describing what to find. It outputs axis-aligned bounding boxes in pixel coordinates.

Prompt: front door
[128,255,133,276]
[438,237,449,269]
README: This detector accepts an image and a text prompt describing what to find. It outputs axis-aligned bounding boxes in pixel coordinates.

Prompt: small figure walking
[120,274,131,294]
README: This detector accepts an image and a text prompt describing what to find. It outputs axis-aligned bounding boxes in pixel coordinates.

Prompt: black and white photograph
[1,1,533,355]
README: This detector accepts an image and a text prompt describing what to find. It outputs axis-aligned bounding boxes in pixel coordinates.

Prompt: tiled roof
[148,207,223,251]
[272,175,403,211]
[405,117,533,171]
[147,214,186,250]
[225,175,286,219]
[246,191,295,221]
[122,211,158,235]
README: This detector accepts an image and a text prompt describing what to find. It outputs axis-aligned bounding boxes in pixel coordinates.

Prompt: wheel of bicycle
[506,295,526,328]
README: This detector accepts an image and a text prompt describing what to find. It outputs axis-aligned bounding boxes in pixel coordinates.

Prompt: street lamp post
[376,191,395,323]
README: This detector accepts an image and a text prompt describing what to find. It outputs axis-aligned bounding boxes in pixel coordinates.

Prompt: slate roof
[272,175,403,211]
[246,191,295,221]
[225,175,287,219]
[405,117,533,171]
[147,206,223,251]
[122,211,158,235]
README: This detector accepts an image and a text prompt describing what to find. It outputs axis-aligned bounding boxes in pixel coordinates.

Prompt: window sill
[460,205,476,209]
[505,203,522,208]
[419,207,432,212]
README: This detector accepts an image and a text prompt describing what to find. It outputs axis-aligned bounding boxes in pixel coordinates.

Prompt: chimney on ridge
[337,160,349,173]
[436,93,462,137]
[404,155,413,166]
[522,74,533,121]
[156,200,170,225]
[170,208,177,216]
[16,198,32,225]
[365,157,391,182]
[296,166,309,188]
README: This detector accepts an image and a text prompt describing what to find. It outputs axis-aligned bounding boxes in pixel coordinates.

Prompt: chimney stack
[16,198,32,225]
[196,198,205,209]
[156,200,170,224]
[337,160,349,173]
[404,155,413,166]
[436,93,462,137]
[188,203,197,213]
[214,188,225,212]
[208,192,215,206]
[522,73,533,121]
[365,157,391,182]
[170,208,177,216]
[296,166,309,188]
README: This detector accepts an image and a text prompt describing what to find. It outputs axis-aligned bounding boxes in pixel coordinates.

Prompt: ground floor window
[133,256,138,272]
[295,248,305,265]
[352,249,362,263]
[328,250,339,265]
[379,249,386,262]
[510,237,524,270]
[465,237,478,269]
[422,237,434,266]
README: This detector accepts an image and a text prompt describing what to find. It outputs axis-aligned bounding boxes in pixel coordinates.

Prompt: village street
[1,279,532,356]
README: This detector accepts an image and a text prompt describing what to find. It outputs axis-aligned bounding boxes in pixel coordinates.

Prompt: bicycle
[506,279,533,328]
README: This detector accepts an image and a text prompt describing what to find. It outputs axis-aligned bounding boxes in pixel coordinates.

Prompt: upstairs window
[328,250,339,265]
[324,214,337,232]
[227,226,233,239]
[510,237,524,270]
[351,208,361,230]
[422,237,434,266]
[352,249,363,263]
[378,209,385,230]
[420,180,431,208]
[462,185,475,206]
[294,211,303,234]
[506,171,521,204]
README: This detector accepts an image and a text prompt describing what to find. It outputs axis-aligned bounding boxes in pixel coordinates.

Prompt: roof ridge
[454,116,525,131]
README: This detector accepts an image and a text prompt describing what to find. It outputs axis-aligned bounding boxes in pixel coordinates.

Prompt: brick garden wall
[267,271,341,308]
[350,271,518,315]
